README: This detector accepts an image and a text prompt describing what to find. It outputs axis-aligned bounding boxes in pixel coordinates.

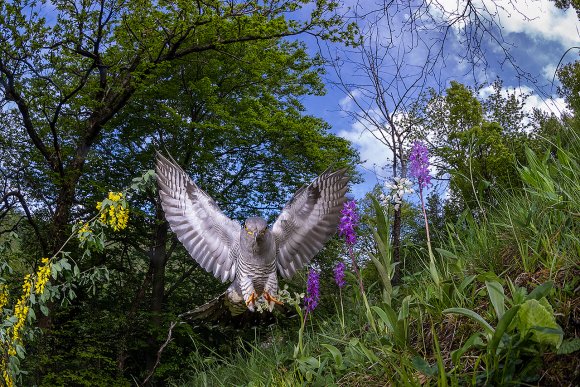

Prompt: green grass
[168,140,579,386]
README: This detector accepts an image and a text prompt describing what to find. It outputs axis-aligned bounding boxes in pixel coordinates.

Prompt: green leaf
[489,305,520,356]
[458,274,476,292]
[516,299,562,348]
[371,196,390,245]
[526,281,553,301]
[557,338,580,355]
[443,308,494,336]
[59,258,71,271]
[412,356,438,377]
[369,251,391,305]
[399,295,411,321]
[485,280,505,320]
[451,332,484,365]
[371,305,395,332]
[321,344,343,368]
[435,248,457,260]
[40,304,49,316]
[15,344,26,359]
[357,341,379,363]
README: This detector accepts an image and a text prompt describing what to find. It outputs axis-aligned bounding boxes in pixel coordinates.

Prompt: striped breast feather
[272,168,350,278]
[155,152,240,283]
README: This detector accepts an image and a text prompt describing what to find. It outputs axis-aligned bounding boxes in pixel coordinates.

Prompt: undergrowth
[168,137,579,386]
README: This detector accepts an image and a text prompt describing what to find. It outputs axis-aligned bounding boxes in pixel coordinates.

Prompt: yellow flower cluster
[77,222,92,241]
[0,285,8,312]
[96,192,129,231]
[8,274,32,357]
[2,359,12,387]
[34,258,51,295]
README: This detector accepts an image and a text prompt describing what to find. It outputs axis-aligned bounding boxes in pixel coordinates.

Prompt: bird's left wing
[156,152,240,282]
[272,169,350,278]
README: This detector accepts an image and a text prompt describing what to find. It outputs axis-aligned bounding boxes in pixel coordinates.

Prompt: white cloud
[338,89,363,111]
[337,121,393,172]
[432,0,579,49]
[478,84,567,116]
[542,63,558,81]
[524,92,567,115]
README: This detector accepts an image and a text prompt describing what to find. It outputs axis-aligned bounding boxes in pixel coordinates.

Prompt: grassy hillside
[168,139,579,386]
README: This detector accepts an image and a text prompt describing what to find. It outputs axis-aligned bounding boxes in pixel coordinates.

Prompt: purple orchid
[409,141,432,190]
[338,200,359,246]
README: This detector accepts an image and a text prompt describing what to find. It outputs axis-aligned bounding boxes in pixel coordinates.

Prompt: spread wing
[272,169,350,278]
[156,152,240,282]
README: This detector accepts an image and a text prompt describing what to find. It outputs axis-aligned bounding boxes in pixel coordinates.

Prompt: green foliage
[444,280,564,385]
[1,0,578,383]
[369,195,394,305]
[516,298,563,348]
[165,126,579,386]
[415,81,531,215]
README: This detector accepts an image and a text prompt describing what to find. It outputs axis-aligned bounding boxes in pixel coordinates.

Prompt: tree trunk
[145,204,169,380]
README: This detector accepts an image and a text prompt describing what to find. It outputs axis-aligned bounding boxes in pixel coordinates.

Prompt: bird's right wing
[156,152,240,282]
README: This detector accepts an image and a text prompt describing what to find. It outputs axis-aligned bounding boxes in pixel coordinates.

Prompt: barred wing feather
[156,153,240,282]
[272,169,349,278]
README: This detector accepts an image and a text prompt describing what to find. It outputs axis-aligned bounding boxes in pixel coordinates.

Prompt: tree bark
[145,203,169,381]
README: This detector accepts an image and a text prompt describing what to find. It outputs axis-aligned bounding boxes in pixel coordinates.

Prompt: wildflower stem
[348,246,376,332]
[419,188,440,286]
[348,245,365,296]
[339,288,345,333]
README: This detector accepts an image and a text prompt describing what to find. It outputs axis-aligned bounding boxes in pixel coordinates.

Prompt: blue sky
[300,0,578,198]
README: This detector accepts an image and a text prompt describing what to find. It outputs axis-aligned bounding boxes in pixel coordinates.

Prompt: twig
[141,320,180,386]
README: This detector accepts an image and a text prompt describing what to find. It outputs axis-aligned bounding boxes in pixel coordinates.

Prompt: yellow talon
[263,292,283,305]
[245,292,258,306]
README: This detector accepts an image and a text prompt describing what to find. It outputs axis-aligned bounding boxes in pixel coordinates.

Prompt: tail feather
[182,292,232,322]
[182,292,295,328]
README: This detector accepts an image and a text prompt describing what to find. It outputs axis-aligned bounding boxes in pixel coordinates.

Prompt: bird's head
[243,217,268,241]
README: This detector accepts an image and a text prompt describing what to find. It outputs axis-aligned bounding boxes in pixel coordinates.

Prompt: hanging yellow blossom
[108,191,122,202]
[77,222,93,241]
[34,258,52,295]
[0,284,8,312]
[8,274,33,357]
[2,359,12,387]
[96,191,129,231]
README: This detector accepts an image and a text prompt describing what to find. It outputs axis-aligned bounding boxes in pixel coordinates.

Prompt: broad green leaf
[412,356,438,376]
[516,299,562,348]
[371,196,390,246]
[357,341,379,363]
[489,305,520,356]
[485,280,505,320]
[321,344,343,368]
[435,248,457,260]
[371,306,395,332]
[444,308,494,336]
[526,281,553,301]
[399,295,411,321]
[429,258,440,286]
[557,338,580,355]
[369,252,392,305]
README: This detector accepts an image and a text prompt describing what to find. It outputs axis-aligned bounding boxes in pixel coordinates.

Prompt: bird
[155,152,350,323]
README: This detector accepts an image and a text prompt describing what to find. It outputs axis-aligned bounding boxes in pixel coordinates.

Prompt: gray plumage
[155,152,349,321]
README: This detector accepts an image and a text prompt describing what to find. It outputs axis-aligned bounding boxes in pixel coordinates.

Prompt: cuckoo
[155,153,349,322]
